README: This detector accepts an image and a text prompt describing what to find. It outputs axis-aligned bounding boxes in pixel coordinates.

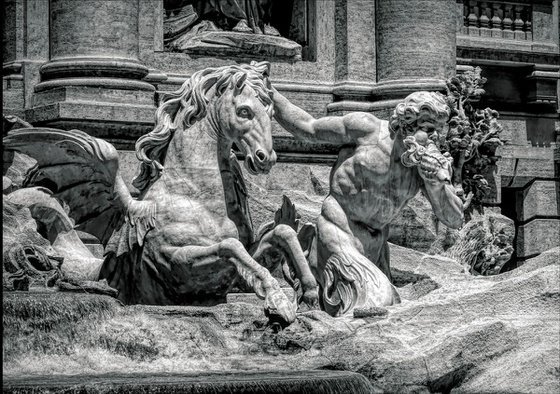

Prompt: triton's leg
[349,222,392,282]
[314,196,399,317]
[252,224,319,308]
[167,238,296,325]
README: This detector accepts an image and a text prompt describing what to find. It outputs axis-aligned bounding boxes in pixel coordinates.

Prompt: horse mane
[132,61,273,194]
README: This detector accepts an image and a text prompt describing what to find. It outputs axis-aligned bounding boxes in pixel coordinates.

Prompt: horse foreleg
[168,238,296,325]
[252,224,319,309]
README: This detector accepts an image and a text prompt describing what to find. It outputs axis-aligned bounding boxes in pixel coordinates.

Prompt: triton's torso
[329,120,422,229]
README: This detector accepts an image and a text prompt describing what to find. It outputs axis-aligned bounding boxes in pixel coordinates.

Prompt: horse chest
[157,195,239,244]
[149,172,239,244]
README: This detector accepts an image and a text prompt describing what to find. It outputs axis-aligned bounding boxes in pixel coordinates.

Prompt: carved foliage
[439,67,506,216]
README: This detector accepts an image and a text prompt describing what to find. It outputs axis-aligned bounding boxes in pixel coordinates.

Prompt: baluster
[513,4,525,40]
[502,3,514,39]
[491,2,503,38]
[479,1,491,37]
[463,2,470,35]
[467,0,480,36]
[524,5,532,41]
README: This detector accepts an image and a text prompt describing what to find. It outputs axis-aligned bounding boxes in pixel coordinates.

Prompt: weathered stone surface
[4,245,558,394]
[49,0,141,60]
[334,0,376,83]
[500,145,556,180]
[518,180,559,221]
[516,219,560,258]
[57,278,119,298]
[244,162,329,231]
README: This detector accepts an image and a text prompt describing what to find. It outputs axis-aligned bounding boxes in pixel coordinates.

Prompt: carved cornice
[370,79,447,98]
[2,61,22,76]
[457,46,560,65]
[34,78,156,93]
[40,57,150,81]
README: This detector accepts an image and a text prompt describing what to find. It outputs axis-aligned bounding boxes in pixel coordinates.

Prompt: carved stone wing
[3,128,127,246]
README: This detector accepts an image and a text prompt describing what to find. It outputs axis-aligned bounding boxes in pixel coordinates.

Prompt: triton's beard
[400,135,453,181]
[400,135,427,167]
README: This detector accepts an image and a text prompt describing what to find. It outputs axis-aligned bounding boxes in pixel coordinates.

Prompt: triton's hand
[416,144,453,185]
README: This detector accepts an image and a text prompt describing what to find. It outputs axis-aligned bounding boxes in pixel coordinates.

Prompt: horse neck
[159,118,232,194]
[164,118,224,170]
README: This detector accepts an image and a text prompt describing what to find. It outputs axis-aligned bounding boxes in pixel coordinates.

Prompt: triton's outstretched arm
[271,87,374,145]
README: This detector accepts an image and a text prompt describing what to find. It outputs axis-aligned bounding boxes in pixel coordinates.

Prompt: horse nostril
[255,150,266,162]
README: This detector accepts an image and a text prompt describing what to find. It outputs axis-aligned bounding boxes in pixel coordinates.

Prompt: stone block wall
[455,0,560,260]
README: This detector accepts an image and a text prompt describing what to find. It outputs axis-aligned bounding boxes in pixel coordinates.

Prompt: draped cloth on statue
[163,0,300,60]
[165,0,274,34]
[194,0,274,33]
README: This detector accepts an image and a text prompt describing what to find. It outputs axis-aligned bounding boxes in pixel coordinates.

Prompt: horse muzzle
[246,149,276,175]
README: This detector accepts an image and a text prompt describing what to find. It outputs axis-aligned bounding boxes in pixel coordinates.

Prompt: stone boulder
[3,197,62,291]
[3,245,558,393]
[444,211,515,275]
[3,186,113,296]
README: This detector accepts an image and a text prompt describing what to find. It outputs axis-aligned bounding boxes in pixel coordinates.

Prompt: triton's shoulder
[343,112,382,136]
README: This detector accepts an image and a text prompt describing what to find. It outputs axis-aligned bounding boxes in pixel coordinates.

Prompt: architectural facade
[3,0,559,263]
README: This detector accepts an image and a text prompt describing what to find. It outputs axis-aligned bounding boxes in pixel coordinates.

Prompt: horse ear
[234,73,248,96]
[262,61,271,78]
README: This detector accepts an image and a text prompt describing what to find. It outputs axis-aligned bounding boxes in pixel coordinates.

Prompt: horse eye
[237,107,253,119]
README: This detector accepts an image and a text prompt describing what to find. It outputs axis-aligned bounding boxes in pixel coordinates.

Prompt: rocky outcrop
[3,186,110,295]
[444,211,515,275]
[4,245,558,393]
[3,197,62,291]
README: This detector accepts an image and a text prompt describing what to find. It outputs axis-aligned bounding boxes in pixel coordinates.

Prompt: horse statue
[4,61,318,325]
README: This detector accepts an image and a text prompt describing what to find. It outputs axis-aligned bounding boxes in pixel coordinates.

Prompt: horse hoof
[298,288,320,312]
[264,288,296,326]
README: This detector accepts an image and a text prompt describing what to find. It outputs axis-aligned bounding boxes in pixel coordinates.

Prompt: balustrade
[462,1,532,40]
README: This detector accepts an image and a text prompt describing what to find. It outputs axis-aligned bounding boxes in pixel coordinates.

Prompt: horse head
[133,61,276,193]
[212,62,276,175]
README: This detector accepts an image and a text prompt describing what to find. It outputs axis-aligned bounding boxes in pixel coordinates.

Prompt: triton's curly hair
[388,91,450,138]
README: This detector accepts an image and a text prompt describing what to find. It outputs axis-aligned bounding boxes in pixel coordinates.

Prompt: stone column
[372,0,456,115]
[27,0,156,146]
[327,0,377,115]
[3,0,49,118]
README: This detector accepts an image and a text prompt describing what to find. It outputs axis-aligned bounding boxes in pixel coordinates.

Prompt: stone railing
[462,1,532,40]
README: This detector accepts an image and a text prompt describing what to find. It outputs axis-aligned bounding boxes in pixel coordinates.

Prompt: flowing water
[3,291,376,393]
[4,370,376,393]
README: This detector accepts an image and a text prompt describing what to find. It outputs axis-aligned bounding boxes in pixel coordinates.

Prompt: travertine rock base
[4,246,558,393]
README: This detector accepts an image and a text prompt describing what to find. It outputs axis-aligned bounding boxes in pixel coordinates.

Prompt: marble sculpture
[271,88,465,316]
[4,61,468,324]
